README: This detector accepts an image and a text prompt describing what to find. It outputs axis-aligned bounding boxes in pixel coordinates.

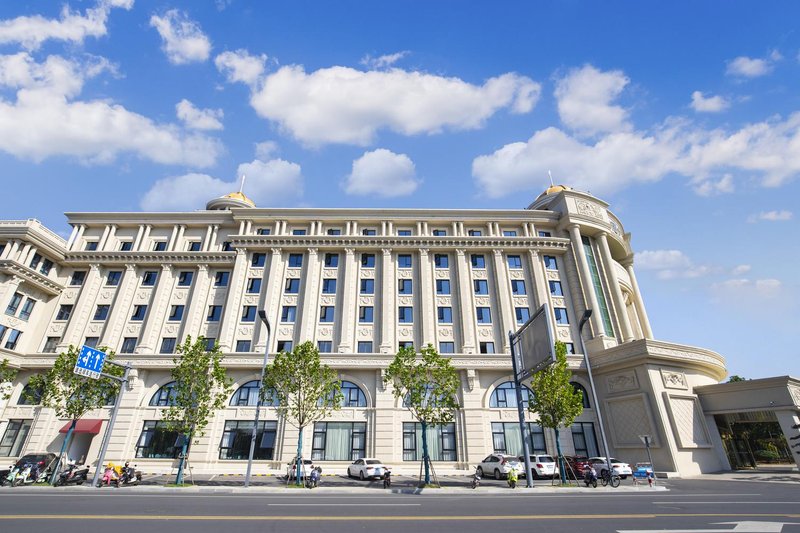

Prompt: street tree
[527,341,584,484]
[162,336,232,485]
[28,345,123,483]
[0,358,18,400]
[261,341,342,486]
[384,344,460,486]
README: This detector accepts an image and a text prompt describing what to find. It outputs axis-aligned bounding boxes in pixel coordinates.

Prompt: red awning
[58,420,103,434]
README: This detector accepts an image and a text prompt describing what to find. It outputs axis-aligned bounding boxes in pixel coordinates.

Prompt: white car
[347,458,390,480]
[476,453,524,480]
[286,458,315,480]
[518,454,559,479]
[588,457,633,479]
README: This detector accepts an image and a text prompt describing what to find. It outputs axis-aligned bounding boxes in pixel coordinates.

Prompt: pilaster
[137,265,176,353]
[379,248,395,353]
[491,249,514,352]
[597,232,633,342]
[455,249,476,354]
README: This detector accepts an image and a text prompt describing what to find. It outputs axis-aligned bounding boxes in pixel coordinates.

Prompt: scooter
[507,469,518,489]
[97,465,120,487]
[118,462,142,486]
[18,462,51,485]
[55,464,90,486]
[583,466,598,488]
[2,464,20,486]
[470,467,481,489]
[306,467,320,489]
[383,470,392,489]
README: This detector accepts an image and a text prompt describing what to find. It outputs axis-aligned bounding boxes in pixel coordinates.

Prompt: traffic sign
[73,345,107,380]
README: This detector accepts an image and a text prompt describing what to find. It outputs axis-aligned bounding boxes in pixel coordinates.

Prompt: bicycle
[599,469,620,488]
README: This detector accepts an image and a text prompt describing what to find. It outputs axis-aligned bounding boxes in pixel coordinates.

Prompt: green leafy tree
[727,375,747,383]
[28,345,123,483]
[527,341,584,484]
[162,336,232,485]
[384,344,460,486]
[261,341,343,486]
[0,358,19,400]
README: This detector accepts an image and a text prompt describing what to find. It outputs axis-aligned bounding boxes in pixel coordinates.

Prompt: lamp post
[244,310,271,488]
[577,309,613,480]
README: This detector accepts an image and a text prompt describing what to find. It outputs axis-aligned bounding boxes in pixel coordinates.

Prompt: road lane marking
[654,503,799,505]
[1,514,799,521]
[269,503,420,506]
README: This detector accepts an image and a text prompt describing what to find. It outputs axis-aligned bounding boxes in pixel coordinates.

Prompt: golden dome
[222,191,255,207]
[206,190,256,210]
[544,184,570,195]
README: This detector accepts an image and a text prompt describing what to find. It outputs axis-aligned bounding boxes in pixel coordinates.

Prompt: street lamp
[244,310,271,488]
[577,309,613,480]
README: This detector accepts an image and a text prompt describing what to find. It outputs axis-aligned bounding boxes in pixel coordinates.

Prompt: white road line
[269,503,421,506]
[654,502,799,505]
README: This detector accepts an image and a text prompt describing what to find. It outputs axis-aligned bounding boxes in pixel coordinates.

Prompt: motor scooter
[383,470,392,489]
[470,466,481,489]
[97,465,120,487]
[2,464,20,486]
[583,466,598,488]
[507,468,518,489]
[118,462,142,486]
[55,463,90,486]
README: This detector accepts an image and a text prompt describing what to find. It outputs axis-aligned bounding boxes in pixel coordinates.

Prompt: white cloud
[175,99,223,130]
[244,65,540,146]
[254,140,278,159]
[554,65,631,136]
[726,55,772,78]
[150,10,211,65]
[747,210,793,223]
[0,0,132,51]
[690,91,730,113]
[711,278,783,304]
[344,149,419,197]
[360,51,409,70]
[693,174,734,196]
[634,249,712,280]
[214,49,267,87]
[0,52,221,167]
[731,265,751,276]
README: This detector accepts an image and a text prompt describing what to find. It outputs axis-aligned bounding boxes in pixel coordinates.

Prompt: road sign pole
[245,312,271,488]
[91,363,130,487]
[510,330,534,488]
[643,435,655,484]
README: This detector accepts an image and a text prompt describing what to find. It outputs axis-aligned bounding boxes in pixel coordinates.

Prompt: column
[490,249,514,351]
[66,226,79,250]
[417,249,436,347]
[217,249,249,352]
[338,248,357,352]
[255,248,284,352]
[454,249,476,354]
[567,224,605,337]
[132,225,145,251]
[202,225,213,251]
[622,258,653,339]
[0,276,22,316]
[72,225,86,251]
[596,232,634,342]
[379,248,395,353]
[102,265,138,347]
[528,250,549,309]
[183,264,212,340]
[136,225,152,252]
[137,265,176,353]
[58,264,103,349]
[299,248,322,342]
[97,225,111,250]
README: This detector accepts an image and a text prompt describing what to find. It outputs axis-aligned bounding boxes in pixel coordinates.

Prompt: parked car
[476,453,523,480]
[517,454,559,479]
[286,458,316,480]
[347,458,390,480]
[563,455,593,479]
[588,457,633,479]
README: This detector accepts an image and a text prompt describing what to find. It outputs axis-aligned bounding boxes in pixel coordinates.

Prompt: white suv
[476,453,524,480]
[518,454,559,479]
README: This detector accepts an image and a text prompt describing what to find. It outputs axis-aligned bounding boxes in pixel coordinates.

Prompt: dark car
[563,455,592,479]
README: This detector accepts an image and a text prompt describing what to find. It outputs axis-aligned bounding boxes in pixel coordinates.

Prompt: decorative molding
[663,392,712,449]
[466,369,476,391]
[607,370,639,393]
[64,252,235,265]
[789,385,800,407]
[661,369,688,390]
[575,200,604,220]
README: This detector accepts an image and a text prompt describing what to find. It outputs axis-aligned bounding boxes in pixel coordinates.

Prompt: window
[168,305,184,321]
[398,279,412,295]
[554,307,569,325]
[515,307,530,324]
[327,228,341,236]
[565,342,575,354]
[324,253,339,267]
[214,271,230,287]
[322,278,337,294]
[56,304,73,321]
[292,229,307,235]
[219,420,277,460]
[359,306,373,323]
[571,422,599,457]
[436,279,451,295]
[357,341,373,353]
[476,307,492,324]
[503,230,517,236]
[42,336,60,353]
[490,382,533,409]
[29,253,42,269]
[473,279,488,295]
[257,228,271,235]
[362,229,376,236]
[142,271,158,286]
[131,305,147,321]
[0,419,32,457]
[491,422,546,455]
[398,307,413,323]
[187,241,201,252]
[70,271,87,286]
[241,306,256,322]
[119,241,133,251]
[153,241,167,251]
[5,292,22,315]
[432,229,447,236]
[511,280,526,295]
[277,340,293,352]
[83,337,99,348]
[280,306,296,323]
[204,338,216,351]
[439,342,455,353]
[312,422,366,461]
[398,229,412,236]
[543,255,558,270]
[247,278,261,293]
[93,305,110,321]
[338,381,367,407]
[106,271,122,286]
[317,341,332,353]
[398,341,413,350]
[403,422,456,461]
[149,382,177,407]
[207,305,222,321]
[538,231,552,237]
[480,342,495,354]
[437,307,452,324]
[471,254,485,268]
[468,229,482,236]
[398,254,412,268]
[160,337,177,354]
[319,306,335,323]
[434,254,449,268]
[361,253,375,267]
[236,340,252,353]
[549,280,563,296]
[360,278,374,294]
[20,295,36,320]
[507,255,522,269]
[135,421,179,459]
[40,259,53,275]
[571,382,590,408]
[252,253,266,267]
[229,381,279,407]
[121,337,137,353]
[221,241,233,251]
[178,271,194,286]
[17,382,42,405]
[85,241,98,251]
[288,253,303,267]
[284,278,300,293]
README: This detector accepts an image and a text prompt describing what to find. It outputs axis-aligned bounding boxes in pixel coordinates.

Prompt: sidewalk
[682,464,800,484]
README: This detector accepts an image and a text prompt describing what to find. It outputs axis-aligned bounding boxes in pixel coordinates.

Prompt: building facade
[2,185,789,476]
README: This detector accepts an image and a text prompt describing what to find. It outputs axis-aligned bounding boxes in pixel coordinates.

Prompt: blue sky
[1,1,798,379]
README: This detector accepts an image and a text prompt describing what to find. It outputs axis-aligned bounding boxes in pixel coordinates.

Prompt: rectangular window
[317,341,332,353]
[241,306,257,322]
[247,278,261,293]
[160,337,177,354]
[436,279,451,295]
[357,341,373,353]
[5,292,22,315]
[42,336,60,353]
[28,253,42,269]
[439,342,455,353]
[142,271,158,286]
[120,241,133,251]
[398,229,412,236]
[582,236,615,337]
[207,305,222,321]
[398,254,412,268]
[491,422,546,455]
[565,342,575,354]
[402,422,456,461]
[554,307,569,325]
[361,253,375,267]
[359,306,373,323]
[214,271,230,287]
[398,341,414,350]
[473,279,488,295]
[503,230,517,236]
[4,329,21,350]
[121,337,137,353]
[153,241,167,251]
[360,278,374,294]
[571,422,599,457]
[362,229,376,236]
[168,305,184,321]
[437,307,453,324]
[19,298,35,321]
[281,306,297,323]
[135,421,180,459]
[322,278,337,294]
[85,241,98,251]
[83,337,99,349]
[56,304,73,321]
[538,230,552,237]
[398,306,413,323]
[471,254,485,268]
[398,279,412,295]
[468,229,482,236]
[549,280,563,296]
[319,306,335,323]
[0,419,32,457]
[70,271,87,286]
[257,228,271,235]
[480,342,495,354]
[434,254,449,268]
[432,229,447,236]
[219,420,277,460]
[324,253,339,267]
[311,422,367,461]
[284,278,300,293]
[543,255,558,270]
[515,307,530,324]
[131,305,148,321]
[235,340,252,353]
[277,340,293,352]
[507,255,522,269]
[326,228,341,236]
[288,253,303,267]
[476,307,492,324]
[187,241,202,252]
[292,229,307,235]
[204,337,217,351]
[40,258,53,275]
[511,279,526,295]
[106,271,122,286]
[177,271,194,286]
[221,241,233,251]
[93,305,110,321]
[252,253,267,267]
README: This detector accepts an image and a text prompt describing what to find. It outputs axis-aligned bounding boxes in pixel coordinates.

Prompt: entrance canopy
[58,419,103,434]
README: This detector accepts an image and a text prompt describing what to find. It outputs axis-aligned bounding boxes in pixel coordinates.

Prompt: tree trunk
[421,421,431,485]
[51,418,77,485]
[175,431,192,485]
[554,427,567,484]
[295,426,304,486]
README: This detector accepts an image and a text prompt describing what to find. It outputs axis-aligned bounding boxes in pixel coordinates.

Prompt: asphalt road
[1,479,798,533]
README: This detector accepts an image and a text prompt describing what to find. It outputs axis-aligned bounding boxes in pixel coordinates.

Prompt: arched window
[149,381,177,407]
[489,381,532,409]
[17,381,43,405]
[571,382,590,408]
[230,380,279,407]
[339,381,367,407]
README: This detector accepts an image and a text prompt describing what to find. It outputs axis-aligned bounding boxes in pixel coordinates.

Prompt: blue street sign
[73,345,107,379]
